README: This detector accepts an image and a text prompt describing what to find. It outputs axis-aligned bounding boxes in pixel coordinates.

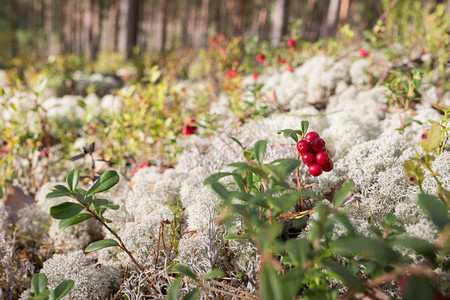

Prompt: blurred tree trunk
[9,0,18,57]
[234,0,246,35]
[322,0,341,38]
[181,1,189,46]
[90,0,104,60]
[44,0,53,55]
[198,0,210,47]
[161,0,169,53]
[118,0,139,59]
[270,0,289,46]
[338,0,350,27]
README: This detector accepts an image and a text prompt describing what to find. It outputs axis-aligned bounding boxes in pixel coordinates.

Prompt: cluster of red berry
[296,131,334,177]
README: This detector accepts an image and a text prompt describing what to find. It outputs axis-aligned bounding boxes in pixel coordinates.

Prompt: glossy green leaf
[86,170,119,196]
[286,238,310,267]
[31,273,48,295]
[49,280,74,300]
[93,198,109,208]
[333,182,354,207]
[277,129,300,143]
[418,193,448,230]
[46,185,71,199]
[330,236,400,263]
[182,289,200,300]
[59,213,92,229]
[254,140,267,164]
[167,277,182,300]
[203,172,234,185]
[85,239,120,253]
[404,275,434,300]
[301,121,309,137]
[224,232,250,240]
[420,124,441,152]
[50,202,84,219]
[263,158,301,182]
[203,269,225,280]
[322,260,364,292]
[394,237,437,264]
[66,169,79,191]
[261,263,285,300]
[174,264,198,281]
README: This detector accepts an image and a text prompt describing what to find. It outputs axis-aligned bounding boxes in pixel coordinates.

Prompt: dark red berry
[316,151,329,165]
[322,160,334,172]
[308,164,323,176]
[296,140,312,153]
[304,131,320,142]
[301,153,316,165]
[311,138,326,152]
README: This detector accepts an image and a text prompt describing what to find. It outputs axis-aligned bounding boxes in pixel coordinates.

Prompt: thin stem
[296,152,304,211]
[74,195,157,291]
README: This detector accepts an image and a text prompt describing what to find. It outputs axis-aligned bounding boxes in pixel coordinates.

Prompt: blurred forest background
[1,0,449,63]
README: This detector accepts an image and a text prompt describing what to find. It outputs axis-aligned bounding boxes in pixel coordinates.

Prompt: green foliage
[200,130,448,298]
[47,169,122,253]
[30,273,74,300]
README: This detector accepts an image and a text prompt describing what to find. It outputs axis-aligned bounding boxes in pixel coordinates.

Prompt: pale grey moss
[422,150,450,196]
[35,182,104,251]
[42,250,118,300]
[349,59,371,88]
[17,205,50,238]
[0,201,7,232]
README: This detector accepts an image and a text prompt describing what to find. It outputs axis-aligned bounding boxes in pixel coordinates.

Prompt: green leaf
[167,277,182,300]
[203,172,234,185]
[84,239,120,253]
[322,260,364,292]
[59,213,92,229]
[174,264,198,281]
[46,185,71,199]
[403,160,424,186]
[420,125,441,152]
[418,193,449,230]
[333,212,356,236]
[394,237,437,264]
[182,289,200,300]
[285,239,310,267]
[261,263,285,300]
[31,273,48,295]
[263,158,301,182]
[404,275,434,300]
[50,202,84,219]
[48,280,74,300]
[301,121,309,137]
[330,236,400,263]
[229,136,244,150]
[93,198,109,208]
[66,169,79,191]
[277,129,300,143]
[86,170,119,196]
[203,269,225,280]
[254,140,267,164]
[333,182,354,207]
[224,232,250,240]
[210,182,231,201]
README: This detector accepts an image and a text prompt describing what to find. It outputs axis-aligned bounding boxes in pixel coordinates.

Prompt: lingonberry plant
[29,273,73,300]
[46,169,149,278]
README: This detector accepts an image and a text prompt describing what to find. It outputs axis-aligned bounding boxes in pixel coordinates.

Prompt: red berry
[296,140,312,153]
[308,164,323,176]
[316,151,329,165]
[322,160,334,172]
[287,38,298,48]
[304,131,320,142]
[301,153,316,165]
[311,138,326,152]
[256,53,266,64]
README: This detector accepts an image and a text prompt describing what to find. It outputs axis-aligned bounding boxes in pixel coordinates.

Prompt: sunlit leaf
[66,169,79,191]
[50,202,84,219]
[48,280,74,300]
[86,170,119,196]
[85,239,119,253]
[59,213,92,229]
